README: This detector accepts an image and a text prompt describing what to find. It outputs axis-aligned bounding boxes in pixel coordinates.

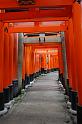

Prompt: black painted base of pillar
[29,74,32,82]
[39,70,41,75]
[54,68,59,71]
[41,68,45,74]
[61,77,66,89]
[64,79,69,96]
[67,79,69,88]
[25,75,30,85]
[8,84,13,100]
[68,87,72,102]
[30,74,34,82]
[0,92,4,111]
[27,75,30,85]
[70,90,77,111]
[77,105,82,124]
[12,80,18,97]
[37,72,39,76]
[27,76,30,85]
[35,72,39,77]
[66,79,69,95]
[34,73,37,78]
[4,87,10,103]
[25,74,27,85]
[44,70,47,74]
[59,73,63,83]
[46,69,50,73]
[22,79,25,89]
[51,68,55,72]
[33,73,36,79]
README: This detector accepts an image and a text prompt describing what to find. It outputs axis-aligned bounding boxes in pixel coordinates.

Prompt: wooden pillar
[48,54,51,71]
[58,45,64,74]
[72,2,82,123]
[50,54,53,70]
[25,46,30,85]
[13,33,18,80]
[9,33,14,85]
[0,22,4,110]
[8,33,14,100]
[29,46,35,82]
[65,22,73,89]
[66,18,78,111]
[3,23,10,103]
[22,44,25,88]
[53,49,59,69]
[3,24,9,88]
[61,32,68,93]
[18,33,23,92]
[12,33,18,97]
[58,44,64,87]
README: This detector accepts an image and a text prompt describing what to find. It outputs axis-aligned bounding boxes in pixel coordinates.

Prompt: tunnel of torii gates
[0,0,82,123]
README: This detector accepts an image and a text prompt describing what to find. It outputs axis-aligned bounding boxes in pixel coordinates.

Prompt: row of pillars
[58,2,82,123]
[22,45,60,87]
[0,23,61,113]
[0,21,24,112]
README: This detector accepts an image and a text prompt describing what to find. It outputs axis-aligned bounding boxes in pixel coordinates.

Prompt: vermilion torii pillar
[3,23,10,104]
[65,21,73,90]
[58,44,64,86]
[72,1,82,123]
[66,18,78,111]
[13,33,18,97]
[9,33,14,100]
[0,22,4,111]
[60,32,68,93]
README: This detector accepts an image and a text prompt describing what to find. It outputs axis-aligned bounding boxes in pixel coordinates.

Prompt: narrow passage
[0,72,71,124]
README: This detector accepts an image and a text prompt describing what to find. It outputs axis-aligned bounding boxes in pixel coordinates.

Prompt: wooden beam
[8,25,66,33]
[0,0,73,9]
[24,42,61,47]
[3,17,69,23]
[0,7,72,21]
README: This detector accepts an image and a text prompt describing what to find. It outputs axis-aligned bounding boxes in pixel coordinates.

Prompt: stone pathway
[0,72,72,124]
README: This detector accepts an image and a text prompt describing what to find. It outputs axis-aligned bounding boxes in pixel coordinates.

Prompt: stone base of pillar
[0,107,8,116]
[4,99,14,109]
[77,105,82,124]
[0,92,4,111]
[69,108,77,115]
[4,87,10,103]
[67,101,71,109]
